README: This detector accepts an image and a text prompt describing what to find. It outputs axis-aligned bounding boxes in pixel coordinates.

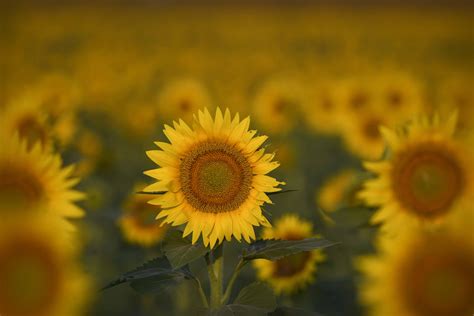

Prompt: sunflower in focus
[317,169,361,212]
[359,112,473,232]
[0,131,85,222]
[144,108,284,248]
[157,78,212,123]
[0,215,91,316]
[253,79,302,135]
[253,214,325,295]
[358,219,474,316]
[118,185,168,247]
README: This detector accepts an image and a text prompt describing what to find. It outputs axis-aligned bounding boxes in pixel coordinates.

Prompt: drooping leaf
[130,272,190,294]
[163,229,210,269]
[101,256,192,291]
[205,282,277,316]
[330,206,374,228]
[242,238,339,261]
[267,189,298,196]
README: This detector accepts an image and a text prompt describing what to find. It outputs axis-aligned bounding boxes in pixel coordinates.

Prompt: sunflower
[0,131,85,221]
[437,77,474,135]
[253,79,302,135]
[118,185,168,247]
[253,214,325,295]
[0,215,91,316]
[317,169,361,212]
[301,80,341,134]
[359,112,473,233]
[358,219,474,316]
[0,96,53,150]
[157,78,212,124]
[374,72,425,114]
[144,108,284,248]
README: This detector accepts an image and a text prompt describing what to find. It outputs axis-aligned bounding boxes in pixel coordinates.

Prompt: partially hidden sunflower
[118,184,168,247]
[317,168,361,213]
[0,215,91,316]
[0,96,53,150]
[253,214,325,295]
[253,79,303,135]
[357,218,474,316]
[157,78,212,124]
[359,111,473,233]
[144,108,284,248]
[0,131,85,222]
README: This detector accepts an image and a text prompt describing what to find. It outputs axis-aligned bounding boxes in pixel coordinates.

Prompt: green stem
[221,259,247,305]
[193,277,209,308]
[208,244,224,309]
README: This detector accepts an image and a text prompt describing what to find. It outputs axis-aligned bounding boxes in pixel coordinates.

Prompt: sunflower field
[1,2,473,316]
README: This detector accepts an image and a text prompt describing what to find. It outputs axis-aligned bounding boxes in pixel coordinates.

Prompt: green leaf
[206,282,277,316]
[233,282,276,312]
[242,237,339,261]
[101,256,192,292]
[267,189,298,196]
[163,230,210,269]
[330,206,374,228]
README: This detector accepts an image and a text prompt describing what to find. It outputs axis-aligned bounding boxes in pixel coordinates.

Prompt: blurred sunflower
[253,79,302,135]
[358,219,474,316]
[0,131,85,221]
[144,108,284,248]
[437,77,474,135]
[317,169,360,212]
[118,185,168,247]
[340,108,394,160]
[0,215,91,316]
[374,72,425,114]
[0,97,53,150]
[157,78,212,124]
[359,112,473,232]
[253,214,325,295]
[302,81,341,134]
[336,77,376,120]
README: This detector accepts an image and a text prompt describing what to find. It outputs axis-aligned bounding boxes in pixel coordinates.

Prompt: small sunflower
[157,78,212,123]
[437,77,474,135]
[253,79,302,135]
[302,81,341,134]
[374,72,425,114]
[253,214,325,295]
[118,185,168,247]
[144,108,284,248]
[0,215,91,316]
[359,112,473,233]
[358,219,474,316]
[0,96,53,150]
[317,169,361,212]
[0,131,85,221]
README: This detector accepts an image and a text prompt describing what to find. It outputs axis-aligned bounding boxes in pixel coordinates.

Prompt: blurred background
[1,1,472,315]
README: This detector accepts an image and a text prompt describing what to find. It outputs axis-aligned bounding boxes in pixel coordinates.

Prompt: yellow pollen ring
[180,141,252,213]
[392,144,464,218]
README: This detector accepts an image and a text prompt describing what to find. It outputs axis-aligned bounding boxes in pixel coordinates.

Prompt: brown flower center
[16,115,49,149]
[0,164,45,213]
[0,238,61,316]
[398,236,474,316]
[180,141,252,213]
[391,143,464,218]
